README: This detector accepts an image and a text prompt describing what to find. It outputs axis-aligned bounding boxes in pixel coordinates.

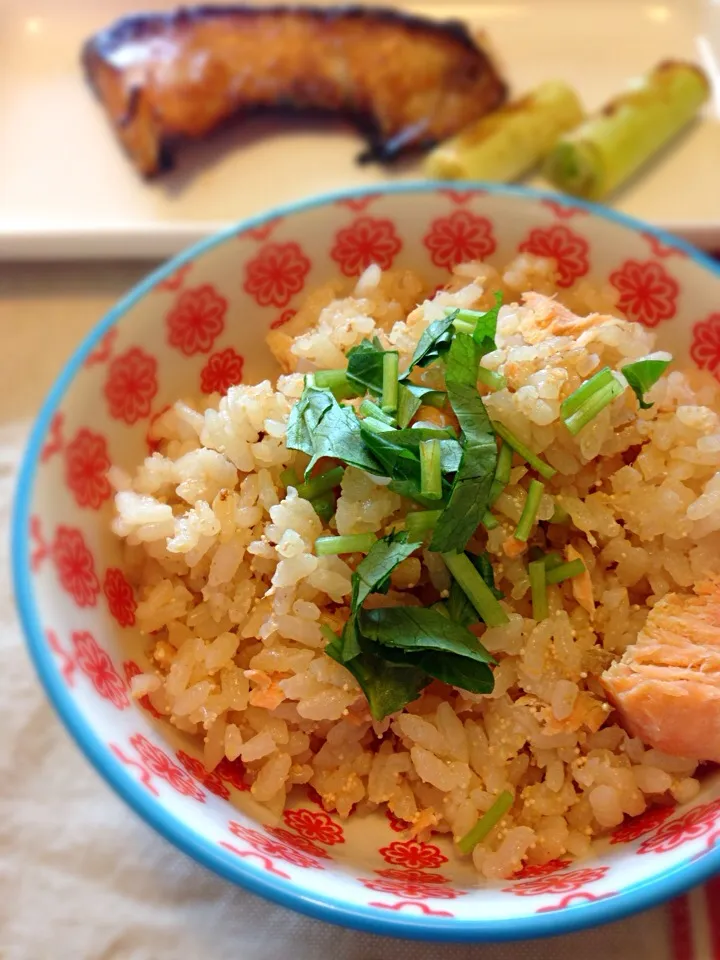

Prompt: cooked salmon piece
[601,578,720,762]
[82,5,507,177]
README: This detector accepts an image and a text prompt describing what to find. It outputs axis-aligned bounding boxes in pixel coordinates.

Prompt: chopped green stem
[320,623,339,645]
[405,509,443,540]
[546,558,586,584]
[561,367,614,418]
[490,441,513,504]
[310,491,336,524]
[476,367,507,391]
[279,467,300,488]
[529,559,548,621]
[442,552,509,627]
[563,377,625,436]
[431,601,451,618]
[457,790,514,854]
[382,352,399,414]
[361,416,394,434]
[452,318,477,336]
[313,369,356,399]
[514,479,545,542]
[315,533,377,556]
[551,501,570,524]
[360,398,396,425]
[296,465,345,501]
[492,422,556,480]
[482,511,499,531]
[544,551,564,571]
[420,439,442,500]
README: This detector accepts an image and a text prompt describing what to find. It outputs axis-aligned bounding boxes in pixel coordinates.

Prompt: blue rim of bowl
[12,181,720,942]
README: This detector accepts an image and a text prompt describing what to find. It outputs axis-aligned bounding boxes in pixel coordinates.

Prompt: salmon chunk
[601,578,720,762]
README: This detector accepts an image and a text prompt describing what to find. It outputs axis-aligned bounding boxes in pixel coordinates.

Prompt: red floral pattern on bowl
[423,210,496,269]
[18,185,720,937]
[243,242,311,306]
[609,260,679,327]
[331,216,402,276]
[200,347,244,394]
[104,347,158,424]
[64,428,111,509]
[518,225,590,288]
[690,313,720,381]
[166,285,227,356]
[52,526,100,607]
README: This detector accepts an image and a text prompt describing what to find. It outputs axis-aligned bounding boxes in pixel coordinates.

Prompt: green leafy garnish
[429,334,497,553]
[447,552,503,627]
[337,641,429,721]
[346,337,444,428]
[528,559,548,621]
[286,384,381,478]
[491,421,556,480]
[546,558,586,584]
[561,367,625,436]
[382,351,400,413]
[621,353,672,409]
[443,551,508,628]
[359,606,495,693]
[515,479,545,542]
[315,533,377,556]
[407,312,457,371]
[346,337,386,395]
[352,532,419,611]
[457,790,513,854]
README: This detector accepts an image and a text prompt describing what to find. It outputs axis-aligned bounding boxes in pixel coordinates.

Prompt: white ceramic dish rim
[12,180,720,942]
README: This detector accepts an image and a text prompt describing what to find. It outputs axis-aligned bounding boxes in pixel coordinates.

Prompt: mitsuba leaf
[406,312,457,371]
[472,291,503,355]
[621,354,672,410]
[286,384,382,478]
[346,337,388,395]
[429,334,497,552]
[352,532,419,610]
[359,606,495,693]
[328,639,429,721]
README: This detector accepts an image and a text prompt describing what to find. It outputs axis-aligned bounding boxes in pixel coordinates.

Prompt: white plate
[1,0,719,260]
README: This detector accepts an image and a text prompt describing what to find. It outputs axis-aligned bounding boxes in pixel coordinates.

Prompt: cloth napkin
[0,419,715,960]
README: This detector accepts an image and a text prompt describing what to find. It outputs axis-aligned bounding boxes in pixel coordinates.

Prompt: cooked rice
[111,255,720,879]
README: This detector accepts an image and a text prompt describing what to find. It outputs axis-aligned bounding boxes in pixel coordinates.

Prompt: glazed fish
[82,4,508,177]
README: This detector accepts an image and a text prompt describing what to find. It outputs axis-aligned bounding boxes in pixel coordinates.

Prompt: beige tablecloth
[0,263,715,960]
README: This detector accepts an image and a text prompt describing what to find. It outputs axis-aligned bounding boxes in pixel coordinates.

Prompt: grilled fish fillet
[602,578,720,762]
[82,5,507,176]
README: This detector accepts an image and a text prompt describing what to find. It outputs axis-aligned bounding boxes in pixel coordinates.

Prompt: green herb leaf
[331,640,429,721]
[407,312,457,371]
[471,291,503,354]
[382,426,462,474]
[346,337,386,395]
[621,353,672,409]
[286,384,381,478]
[352,532,419,611]
[429,334,497,553]
[359,606,495,693]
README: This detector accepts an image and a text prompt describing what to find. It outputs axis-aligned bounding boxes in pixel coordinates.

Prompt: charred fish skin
[82,4,507,177]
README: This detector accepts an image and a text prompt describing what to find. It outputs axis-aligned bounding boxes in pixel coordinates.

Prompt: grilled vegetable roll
[425,80,584,182]
[543,60,710,200]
